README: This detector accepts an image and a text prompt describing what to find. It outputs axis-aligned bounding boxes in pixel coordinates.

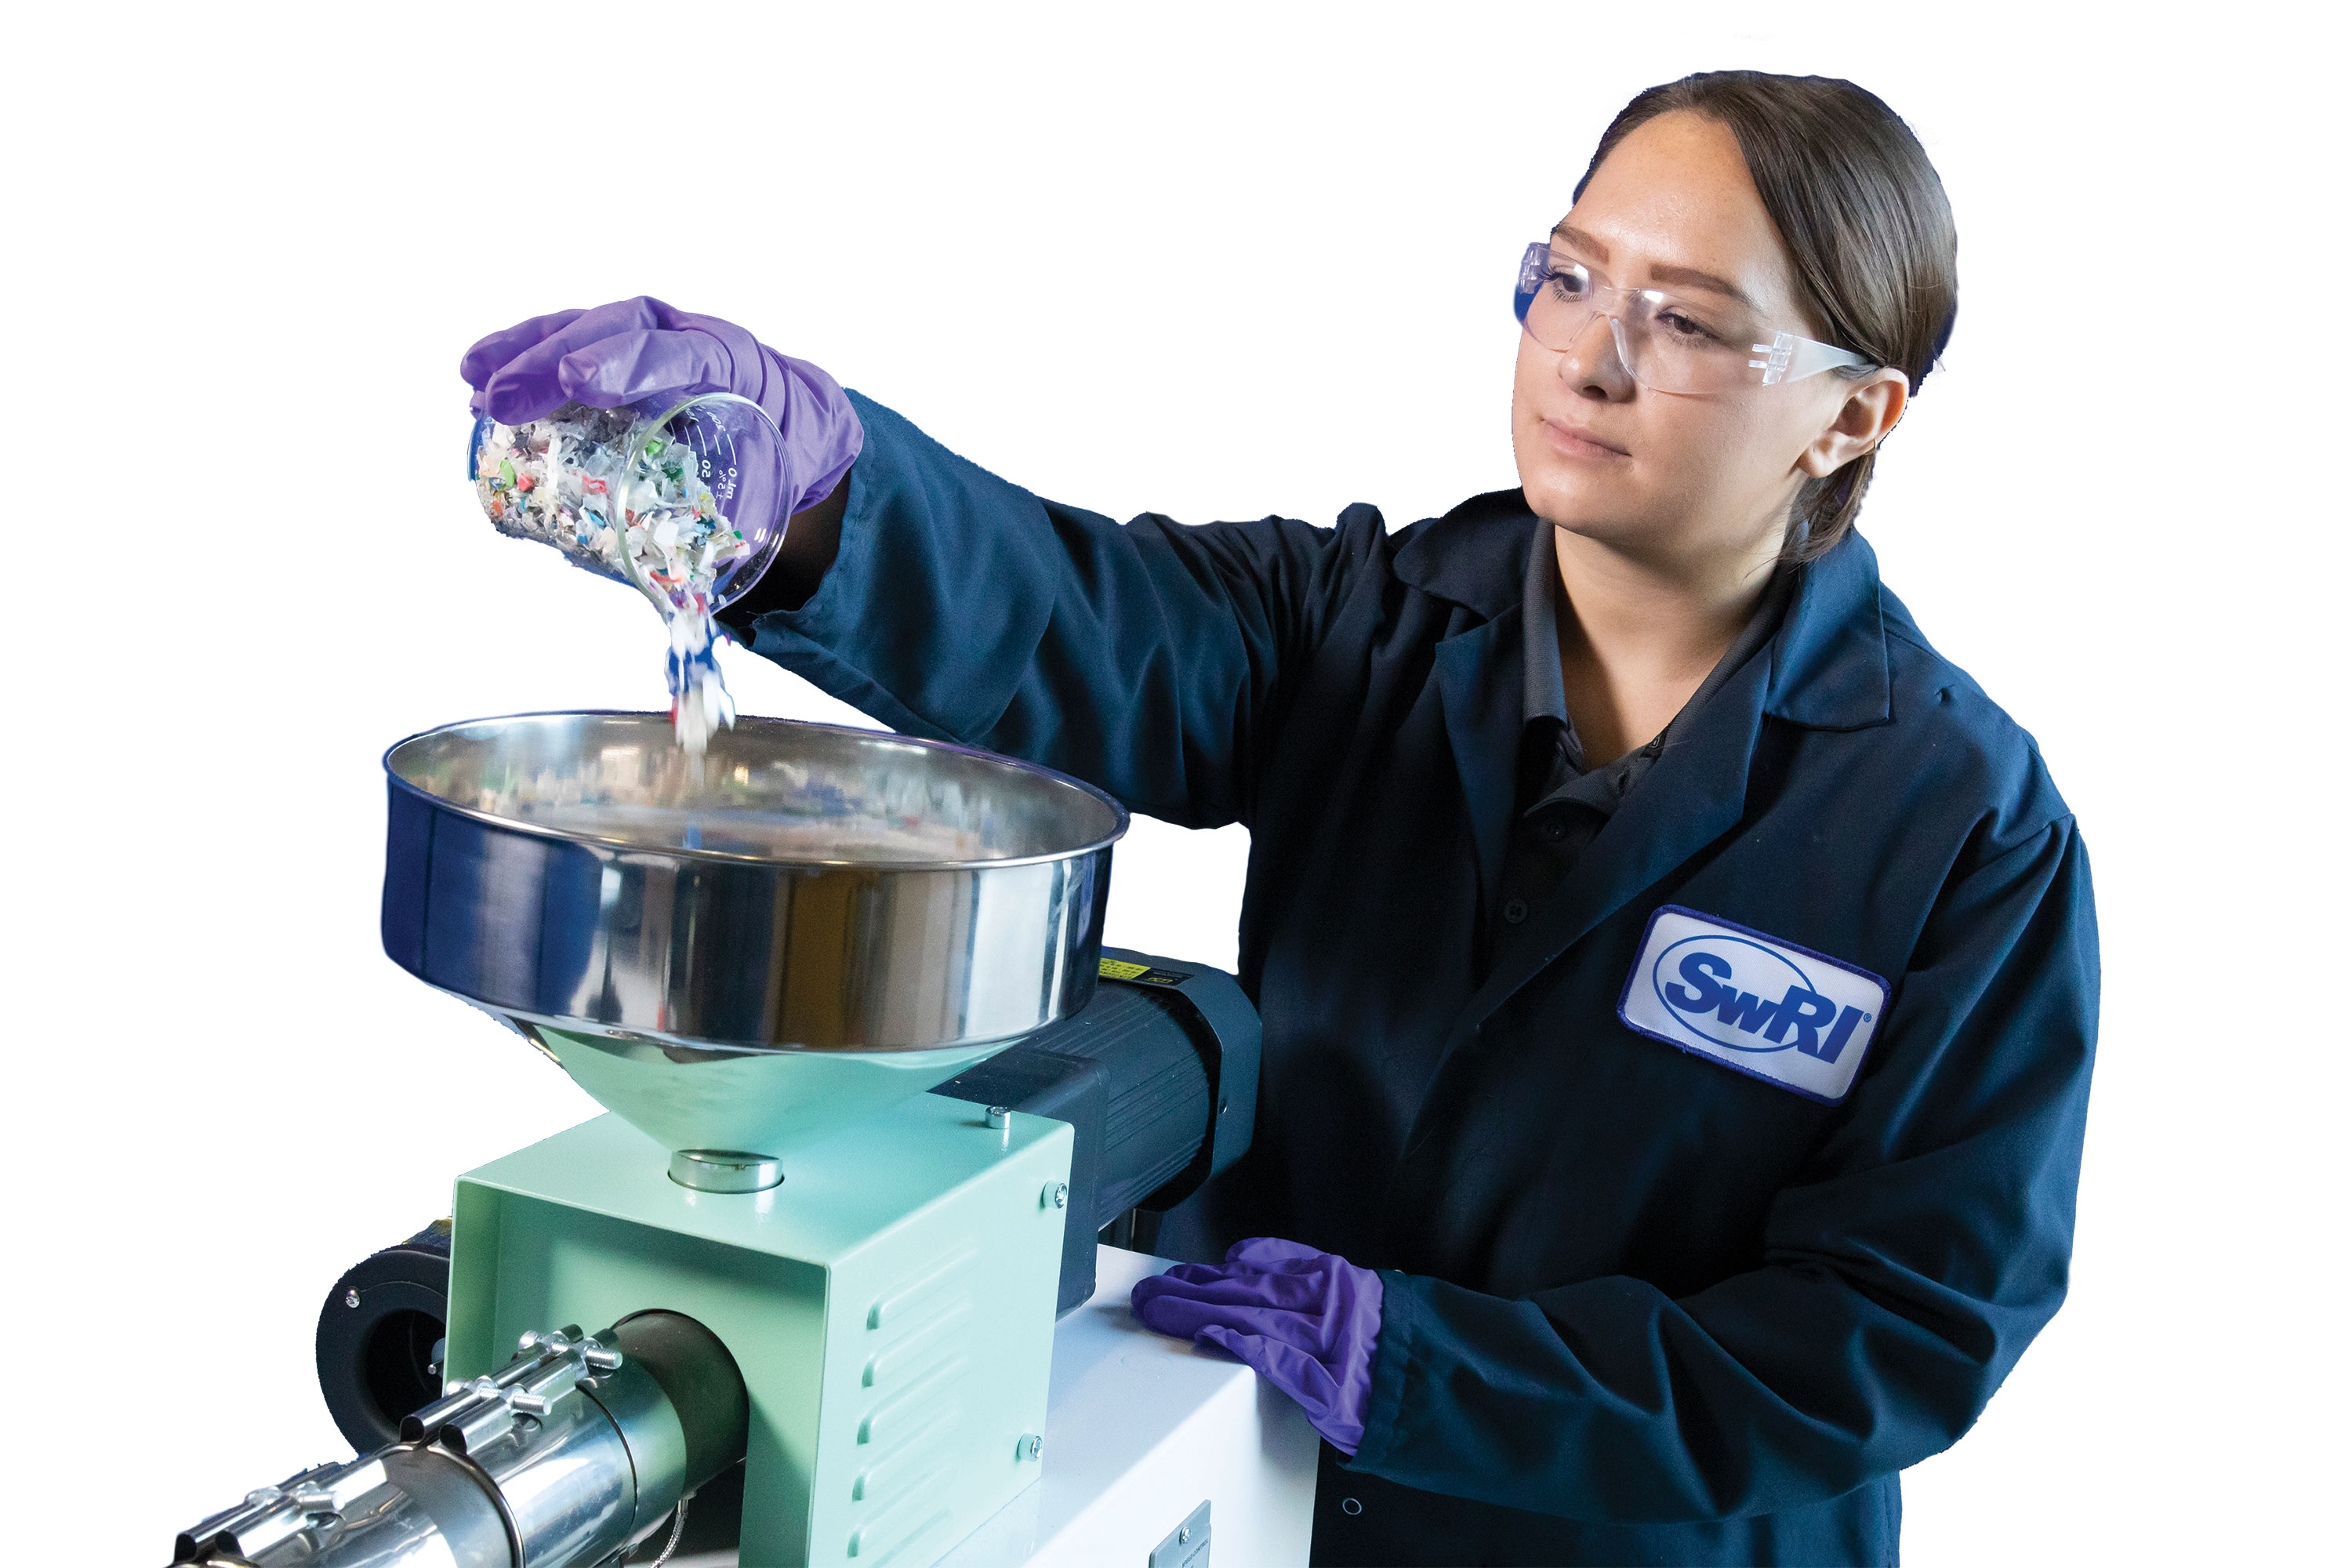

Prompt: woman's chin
[1521,481,1642,543]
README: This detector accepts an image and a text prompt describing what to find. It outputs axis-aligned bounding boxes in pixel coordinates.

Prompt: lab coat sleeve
[725,390,1388,829]
[1348,815,2100,1523]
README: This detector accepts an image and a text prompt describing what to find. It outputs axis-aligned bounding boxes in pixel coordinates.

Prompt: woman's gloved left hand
[1130,1237,1383,1454]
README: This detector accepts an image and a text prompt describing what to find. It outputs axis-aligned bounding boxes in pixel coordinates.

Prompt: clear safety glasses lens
[1512,241,1872,393]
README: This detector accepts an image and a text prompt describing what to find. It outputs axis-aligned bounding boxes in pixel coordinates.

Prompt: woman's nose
[1554,311,1633,397]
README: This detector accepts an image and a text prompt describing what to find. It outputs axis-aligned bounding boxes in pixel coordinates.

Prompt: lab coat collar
[1434,612,1525,910]
[1760,529,1893,732]
[1392,489,1541,622]
[1394,491,1893,734]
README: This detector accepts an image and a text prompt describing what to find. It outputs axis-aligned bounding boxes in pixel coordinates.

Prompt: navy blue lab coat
[721,393,2101,1566]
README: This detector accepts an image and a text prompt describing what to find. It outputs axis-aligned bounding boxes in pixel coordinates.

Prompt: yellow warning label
[1098,958,1152,981]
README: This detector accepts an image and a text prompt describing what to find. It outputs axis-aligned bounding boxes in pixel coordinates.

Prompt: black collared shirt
[1491,528,1792,952]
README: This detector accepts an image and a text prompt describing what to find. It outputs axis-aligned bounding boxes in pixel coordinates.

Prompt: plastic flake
[475,404,748,757]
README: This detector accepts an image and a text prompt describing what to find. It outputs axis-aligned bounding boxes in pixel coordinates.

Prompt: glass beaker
[469,391,789,615]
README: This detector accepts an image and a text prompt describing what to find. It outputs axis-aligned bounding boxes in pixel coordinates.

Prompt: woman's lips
[1540,417,1628,459]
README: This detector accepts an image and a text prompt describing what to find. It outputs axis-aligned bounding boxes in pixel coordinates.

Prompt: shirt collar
[1519,522,1795,738]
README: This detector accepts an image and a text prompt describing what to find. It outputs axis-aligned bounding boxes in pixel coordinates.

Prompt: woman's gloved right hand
[459,296,863,527]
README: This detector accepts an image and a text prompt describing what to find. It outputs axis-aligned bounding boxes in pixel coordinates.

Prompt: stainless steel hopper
[382,712,1127,1170]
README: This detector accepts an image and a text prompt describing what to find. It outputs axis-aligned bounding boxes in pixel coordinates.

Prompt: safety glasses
[1514,241,1875,394]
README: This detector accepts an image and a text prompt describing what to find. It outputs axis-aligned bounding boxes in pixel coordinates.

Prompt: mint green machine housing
[445,1102,1073,1568]
[378,713,1131,1568]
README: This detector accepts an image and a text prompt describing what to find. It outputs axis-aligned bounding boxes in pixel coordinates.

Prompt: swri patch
[1616,906,1889,1105]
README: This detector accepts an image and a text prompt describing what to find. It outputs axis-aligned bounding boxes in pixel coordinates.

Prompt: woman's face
[1512,110,1901,572]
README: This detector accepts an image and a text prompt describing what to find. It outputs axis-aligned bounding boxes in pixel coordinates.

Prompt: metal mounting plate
[1148,1499,1212,1568]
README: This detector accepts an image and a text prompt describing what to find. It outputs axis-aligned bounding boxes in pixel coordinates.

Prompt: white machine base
[678,1246,1319,1568]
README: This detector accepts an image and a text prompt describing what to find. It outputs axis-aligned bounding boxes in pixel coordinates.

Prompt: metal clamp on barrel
[401,1325,622,1450]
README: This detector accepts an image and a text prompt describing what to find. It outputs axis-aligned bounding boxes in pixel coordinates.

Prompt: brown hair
[1574,72,1958,561]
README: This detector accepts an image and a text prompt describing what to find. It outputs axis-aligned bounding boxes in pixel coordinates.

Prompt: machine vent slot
[847,1500,952,1563]
[858,1367,967,1447]
[851,1424,956,1504]
[854,1399,959,1465]
[866,1247,978,1331]
[863,1306,972,1388]
[856,1352,970,1447]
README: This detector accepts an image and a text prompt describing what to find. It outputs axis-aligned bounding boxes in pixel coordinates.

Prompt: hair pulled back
[1574,72,1958,561]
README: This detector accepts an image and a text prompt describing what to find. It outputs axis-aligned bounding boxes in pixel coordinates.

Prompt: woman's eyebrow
[1552,223,1759,310]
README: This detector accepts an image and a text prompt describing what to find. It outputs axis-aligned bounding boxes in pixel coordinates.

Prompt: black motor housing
[931,947,1261,1313]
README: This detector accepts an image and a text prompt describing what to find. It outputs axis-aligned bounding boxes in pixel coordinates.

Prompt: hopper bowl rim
[381,708,1132,871]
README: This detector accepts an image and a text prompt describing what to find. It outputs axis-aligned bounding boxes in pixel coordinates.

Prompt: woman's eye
[1657,309,1722,343]
[1546,270,1590,300]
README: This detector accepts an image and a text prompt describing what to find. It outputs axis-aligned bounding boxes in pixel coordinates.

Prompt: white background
[5,2,2342,1562]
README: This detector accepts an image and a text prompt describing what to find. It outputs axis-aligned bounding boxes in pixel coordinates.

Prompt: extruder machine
[169,713,1312,1568]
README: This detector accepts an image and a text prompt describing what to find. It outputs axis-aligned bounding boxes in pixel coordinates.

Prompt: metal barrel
[171,1313,746,1568]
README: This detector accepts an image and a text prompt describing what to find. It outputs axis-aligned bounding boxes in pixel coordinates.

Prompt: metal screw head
[343,1289,360,1309]
[1180,1526,1192,1542]
[1044,1181,1068,1209]
[986,1105,1012,1130]
[1020,1433,1044,1461]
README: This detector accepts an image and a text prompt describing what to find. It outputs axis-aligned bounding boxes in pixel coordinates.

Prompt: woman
[463,71,2098,1568]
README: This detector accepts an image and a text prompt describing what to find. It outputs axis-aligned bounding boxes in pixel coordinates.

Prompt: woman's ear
[1797,369,1909,478]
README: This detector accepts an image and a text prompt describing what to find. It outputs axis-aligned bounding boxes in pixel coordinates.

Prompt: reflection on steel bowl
[382,713,1128,1053]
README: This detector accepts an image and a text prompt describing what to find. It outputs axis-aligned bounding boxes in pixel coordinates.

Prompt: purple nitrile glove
[1130,1237,1384,1455]
[458,296,863,538]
